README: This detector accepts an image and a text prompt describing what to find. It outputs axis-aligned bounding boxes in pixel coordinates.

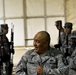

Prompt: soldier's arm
[60,32,65,44]
[16,55,27,75]
[55,54,69,75]
[16,50,34,75]
[15,51,30,75]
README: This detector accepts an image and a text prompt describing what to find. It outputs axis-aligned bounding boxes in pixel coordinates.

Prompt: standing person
[0,24,10,75]
[66,30,76,75]
[16,31,66,75]
[54,20,64,50]
[61,22,73,58]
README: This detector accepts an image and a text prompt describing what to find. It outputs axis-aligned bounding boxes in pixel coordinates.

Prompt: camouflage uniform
[66,30,76,75]
[0,24,10,75]
[60,22,73,56]
[0,36,10,75]
[59,31,65,46]
[60,33,72,55]
[16,47,67,75]
[2,35,10,62]
[68,48,76,75]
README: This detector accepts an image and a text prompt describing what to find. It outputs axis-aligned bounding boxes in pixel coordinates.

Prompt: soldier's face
[2,28,8,35]
[64,27,71,34]
[33,33,47,54]
[56,25,60,30]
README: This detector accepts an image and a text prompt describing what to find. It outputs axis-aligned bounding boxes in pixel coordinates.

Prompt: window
[25,0,65,46]
[0,0,65,47]
[0,0,25,46]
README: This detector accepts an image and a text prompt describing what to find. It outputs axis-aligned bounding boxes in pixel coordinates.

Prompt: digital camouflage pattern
[16,47,67,75]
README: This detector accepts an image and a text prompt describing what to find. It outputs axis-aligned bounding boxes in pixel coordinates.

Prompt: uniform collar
[30,47,52,56]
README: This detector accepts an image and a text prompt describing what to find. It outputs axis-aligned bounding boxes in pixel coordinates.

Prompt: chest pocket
[45,57,57,69]
[27,61,37,75]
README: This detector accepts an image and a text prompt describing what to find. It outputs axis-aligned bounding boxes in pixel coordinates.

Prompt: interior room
[0,0,76,75]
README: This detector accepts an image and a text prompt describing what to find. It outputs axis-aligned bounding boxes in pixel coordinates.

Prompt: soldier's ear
[44,41,49,47]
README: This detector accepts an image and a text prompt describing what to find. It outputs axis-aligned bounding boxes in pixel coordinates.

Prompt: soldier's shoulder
[49,47,63,56]
[3,36,9,42]
[22,49,34,59]
[25,49,34,55]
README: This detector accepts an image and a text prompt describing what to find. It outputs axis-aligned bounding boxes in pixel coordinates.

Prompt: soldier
[16,31,66,75]
[60,22,73,57]
[0,24,10,75]
[54,20,64,49]
[66,30,76,75]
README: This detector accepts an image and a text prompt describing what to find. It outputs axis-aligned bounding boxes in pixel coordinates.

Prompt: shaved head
[35,31,50,45]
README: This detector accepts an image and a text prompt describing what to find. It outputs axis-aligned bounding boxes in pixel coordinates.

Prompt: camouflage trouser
[0,62,10,75]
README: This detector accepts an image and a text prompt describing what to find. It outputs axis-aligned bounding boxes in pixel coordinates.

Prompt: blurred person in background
[54,20,64,50]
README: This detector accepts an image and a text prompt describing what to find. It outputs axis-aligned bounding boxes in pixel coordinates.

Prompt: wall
[66,0,76,30]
